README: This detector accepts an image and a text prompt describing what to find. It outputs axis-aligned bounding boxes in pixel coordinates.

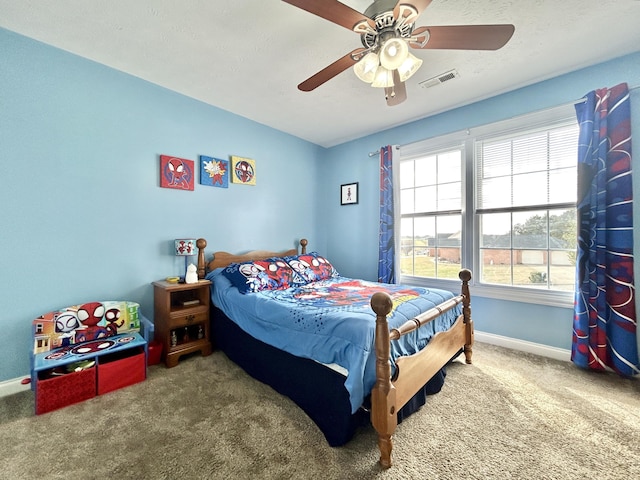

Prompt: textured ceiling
[1,0,639,147]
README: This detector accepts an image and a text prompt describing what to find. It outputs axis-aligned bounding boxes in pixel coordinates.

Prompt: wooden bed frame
[195,237,473,469]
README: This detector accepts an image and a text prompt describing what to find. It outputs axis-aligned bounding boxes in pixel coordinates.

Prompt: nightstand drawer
[169,309,208,327]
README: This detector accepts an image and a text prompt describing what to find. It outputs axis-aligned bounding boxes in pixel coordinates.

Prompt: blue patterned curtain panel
[572,82,639,376]
[378,145,395,284]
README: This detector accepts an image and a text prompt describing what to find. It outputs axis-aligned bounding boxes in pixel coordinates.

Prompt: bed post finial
[300,238,308,254]
[196,238,207,279]
[370,291,397,469]
[459,269,473,364]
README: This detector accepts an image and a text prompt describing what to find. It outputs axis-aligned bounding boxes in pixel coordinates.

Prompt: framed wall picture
[340,182,358,205]
[200,155,229,188]
[231,155,256,185]
[160,155,195,191]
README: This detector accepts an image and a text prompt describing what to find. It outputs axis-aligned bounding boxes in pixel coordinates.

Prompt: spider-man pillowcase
[222,258,304,294]
[283,252,339,283]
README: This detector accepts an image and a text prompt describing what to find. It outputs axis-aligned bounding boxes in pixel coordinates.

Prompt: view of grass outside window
[398,114,579,294]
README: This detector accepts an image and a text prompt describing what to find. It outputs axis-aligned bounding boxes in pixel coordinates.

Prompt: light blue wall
[320,51,640,351]
[0,28,323,382]
[2,25,639,382]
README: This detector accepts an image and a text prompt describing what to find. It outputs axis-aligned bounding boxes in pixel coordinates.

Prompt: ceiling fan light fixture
[371,66,394,88]
[397,52,423,82]
[353,52,380,83]
[379,37,409,70]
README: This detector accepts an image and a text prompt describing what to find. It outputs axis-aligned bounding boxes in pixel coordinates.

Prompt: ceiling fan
[282,0,515,106]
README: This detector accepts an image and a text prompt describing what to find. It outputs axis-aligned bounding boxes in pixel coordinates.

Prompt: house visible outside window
[398,105,579,307]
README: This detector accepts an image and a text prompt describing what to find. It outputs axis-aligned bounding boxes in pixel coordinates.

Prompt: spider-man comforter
[207,269,461,413]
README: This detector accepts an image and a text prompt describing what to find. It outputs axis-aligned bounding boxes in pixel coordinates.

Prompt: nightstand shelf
[153,280,212,367]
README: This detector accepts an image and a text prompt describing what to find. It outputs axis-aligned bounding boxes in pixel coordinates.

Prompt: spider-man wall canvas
[160,155,195,190]
[200,155,229,188]
[231,155,256,186]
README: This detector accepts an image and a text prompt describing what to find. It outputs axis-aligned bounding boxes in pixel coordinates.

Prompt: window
[400,148,463,280]
[398,106,579,306]
[476,123,578,291]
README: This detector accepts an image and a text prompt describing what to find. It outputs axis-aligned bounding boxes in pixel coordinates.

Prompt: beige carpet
[0,342,638,480]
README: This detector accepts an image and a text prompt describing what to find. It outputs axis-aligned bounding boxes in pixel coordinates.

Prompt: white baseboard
[0,377,31,398]
[475,330,571,362]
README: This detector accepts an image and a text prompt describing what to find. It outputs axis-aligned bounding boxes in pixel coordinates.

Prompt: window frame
[397,105,578,307]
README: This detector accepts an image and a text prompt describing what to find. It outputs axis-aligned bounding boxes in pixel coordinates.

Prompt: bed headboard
[195,238,308,278]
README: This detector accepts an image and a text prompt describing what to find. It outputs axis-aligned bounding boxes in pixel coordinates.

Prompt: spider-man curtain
[572,82,639,376]
[378,145,398,284]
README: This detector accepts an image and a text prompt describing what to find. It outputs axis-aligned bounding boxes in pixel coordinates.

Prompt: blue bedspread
[206,269,461,413]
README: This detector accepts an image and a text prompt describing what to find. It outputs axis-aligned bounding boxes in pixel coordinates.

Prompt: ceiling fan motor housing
[360,1,416,50]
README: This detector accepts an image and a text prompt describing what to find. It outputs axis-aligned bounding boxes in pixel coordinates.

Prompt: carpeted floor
[0,342,638,480]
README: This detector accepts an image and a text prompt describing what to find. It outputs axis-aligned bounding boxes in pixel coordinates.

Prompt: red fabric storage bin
[36,367,96,415]
[97,347,146,395]
[147,340,163,366]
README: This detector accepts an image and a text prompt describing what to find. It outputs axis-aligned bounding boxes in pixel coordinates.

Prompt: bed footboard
[370,269,473,469]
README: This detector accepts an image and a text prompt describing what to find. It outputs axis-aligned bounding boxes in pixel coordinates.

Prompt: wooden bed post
[370,291,397,469]
[196,238,207,279]
[459,269,474,364]
[300,238,308,254]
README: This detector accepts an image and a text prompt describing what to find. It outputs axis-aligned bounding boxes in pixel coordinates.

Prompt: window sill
[399,275,574,308]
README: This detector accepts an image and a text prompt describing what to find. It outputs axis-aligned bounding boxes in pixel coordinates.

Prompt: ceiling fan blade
[396,0,433,17]
[282,0,375,31]
[411,24,515,50]
[298,48,366,92]
[384,71,407,106]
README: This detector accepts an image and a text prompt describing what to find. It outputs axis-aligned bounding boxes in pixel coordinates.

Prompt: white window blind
[476,122,579,212]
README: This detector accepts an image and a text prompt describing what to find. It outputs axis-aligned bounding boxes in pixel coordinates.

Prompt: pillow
[222,258,302,294]
[284,252,339,283]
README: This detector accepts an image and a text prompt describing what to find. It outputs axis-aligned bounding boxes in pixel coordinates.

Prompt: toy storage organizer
[32,333,148,414]
[30,302,153,415]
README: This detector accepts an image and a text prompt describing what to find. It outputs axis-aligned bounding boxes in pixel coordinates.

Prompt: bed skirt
[211,306,448,446]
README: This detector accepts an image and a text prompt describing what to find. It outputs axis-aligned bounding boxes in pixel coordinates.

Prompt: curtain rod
[368,145,399,157]
[535,83,639,114]
[367,83,640,158]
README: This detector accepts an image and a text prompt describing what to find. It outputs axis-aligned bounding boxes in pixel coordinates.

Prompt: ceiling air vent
[418,69,460,89]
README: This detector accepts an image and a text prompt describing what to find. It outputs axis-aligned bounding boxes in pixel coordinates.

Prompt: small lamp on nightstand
[175,238,196,280]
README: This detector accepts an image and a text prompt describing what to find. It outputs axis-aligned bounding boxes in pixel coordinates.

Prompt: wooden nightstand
[152,279,212,367]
